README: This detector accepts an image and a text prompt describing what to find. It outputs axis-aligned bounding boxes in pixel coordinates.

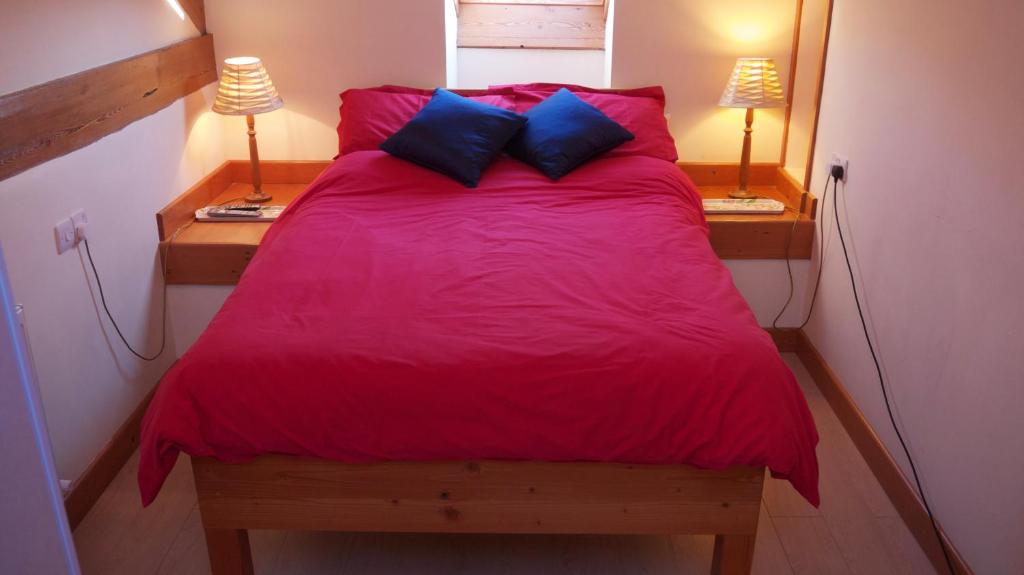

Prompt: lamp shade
[212,57,283,116]
[719,57,786,108]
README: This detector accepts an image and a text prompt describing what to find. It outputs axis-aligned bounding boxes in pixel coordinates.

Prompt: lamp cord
[772,175,831,330]
[832,180,956,575]
[81,221,190,362]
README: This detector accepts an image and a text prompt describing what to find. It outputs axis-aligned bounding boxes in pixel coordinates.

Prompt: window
[457,0,608,50]
[448,0,613,89]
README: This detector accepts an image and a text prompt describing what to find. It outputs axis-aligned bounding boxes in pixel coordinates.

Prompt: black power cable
[82,238,166,361]
[831,168,956,575]
[80,221,191,362]
[772,175,831,330]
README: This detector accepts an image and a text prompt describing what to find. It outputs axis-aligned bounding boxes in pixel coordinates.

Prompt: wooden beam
[0,35,217,182]
[178,0,207,34]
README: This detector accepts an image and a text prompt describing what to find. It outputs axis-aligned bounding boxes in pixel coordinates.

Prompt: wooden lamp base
[728,188,758,200]
[245,114,272,203]
[244,189,272,203]
[730,107,757,200]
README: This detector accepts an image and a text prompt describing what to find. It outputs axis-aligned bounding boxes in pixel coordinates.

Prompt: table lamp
[212,57,283,203]
[719,57,786,199]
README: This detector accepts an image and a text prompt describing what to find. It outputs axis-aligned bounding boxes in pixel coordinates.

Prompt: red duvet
[139,152,819,506]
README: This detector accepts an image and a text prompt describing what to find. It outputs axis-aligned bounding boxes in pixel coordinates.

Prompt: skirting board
[64,387,156,531]
[793,329,974,575]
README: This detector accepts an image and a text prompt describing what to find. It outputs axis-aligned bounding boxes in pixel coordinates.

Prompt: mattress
[139,152,820,506]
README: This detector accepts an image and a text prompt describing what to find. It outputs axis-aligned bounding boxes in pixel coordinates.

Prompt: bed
[141,146,819,574]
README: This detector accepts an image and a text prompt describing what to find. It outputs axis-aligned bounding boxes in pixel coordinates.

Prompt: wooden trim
[794,331,975,575]
[193,455,763,573]
[178,0,207,34]
[227,159,330,185]
[706,218,813,260]
[64,387,157,530]
[765,328,802,352]
[156,160,331,241]
[157,161,235,241]
[677,162,779,187]
[0,35,217,182]
[775,166,817,218]
[802,0,835,190]
[779,0,805,166]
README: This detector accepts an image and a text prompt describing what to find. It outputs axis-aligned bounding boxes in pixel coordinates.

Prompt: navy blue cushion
[506,88,635,180]
[380,88,527,187]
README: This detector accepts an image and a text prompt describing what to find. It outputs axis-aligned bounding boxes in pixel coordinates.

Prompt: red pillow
[338,87,517,156]
[498,84,678,162]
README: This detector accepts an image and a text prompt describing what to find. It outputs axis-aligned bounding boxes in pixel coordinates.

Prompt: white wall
[206,0,448,161]
[456,49,606,89]
[805,0,1024,572]
[611,0,796,163]
[0,1,224,483]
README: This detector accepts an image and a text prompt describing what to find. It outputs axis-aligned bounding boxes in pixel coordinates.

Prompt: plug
[827,153,849,183]
[71,209,88,243]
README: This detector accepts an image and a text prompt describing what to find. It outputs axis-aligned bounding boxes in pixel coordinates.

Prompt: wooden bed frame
[191,456,764,575]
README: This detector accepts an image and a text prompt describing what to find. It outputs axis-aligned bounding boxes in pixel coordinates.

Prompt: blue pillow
[507,88,635,180]
[380,88,527,187]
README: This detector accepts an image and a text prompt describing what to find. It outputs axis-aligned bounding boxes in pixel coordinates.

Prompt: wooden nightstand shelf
[157,161,325,285]
[158,160,817,285]
[686,163,818,260]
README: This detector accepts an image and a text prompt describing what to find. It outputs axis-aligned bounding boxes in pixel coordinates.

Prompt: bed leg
[204,528,255,575]
[710,534,755,575]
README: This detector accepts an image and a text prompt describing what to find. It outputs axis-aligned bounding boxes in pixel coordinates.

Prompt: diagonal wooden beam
[178,0,207,34]
[0,35,217,182]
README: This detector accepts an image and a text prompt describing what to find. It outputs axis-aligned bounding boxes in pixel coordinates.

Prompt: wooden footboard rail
[192,456,765,575]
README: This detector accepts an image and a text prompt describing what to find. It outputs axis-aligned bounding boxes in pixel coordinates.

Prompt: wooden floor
[72,355,936,574]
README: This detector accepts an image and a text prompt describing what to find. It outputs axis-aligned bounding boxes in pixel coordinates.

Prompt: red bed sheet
[139,152,819,506]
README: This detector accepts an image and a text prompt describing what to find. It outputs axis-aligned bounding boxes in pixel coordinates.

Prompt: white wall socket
[828,153,849,183]
[54,218,75,255]
[54,209,88,255]
[70,209,88,241]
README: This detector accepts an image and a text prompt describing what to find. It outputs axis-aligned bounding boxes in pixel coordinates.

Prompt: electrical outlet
[70,209,88,242]
[54,218,76,254]
[828,153,849,183]
[54,209,88,254]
